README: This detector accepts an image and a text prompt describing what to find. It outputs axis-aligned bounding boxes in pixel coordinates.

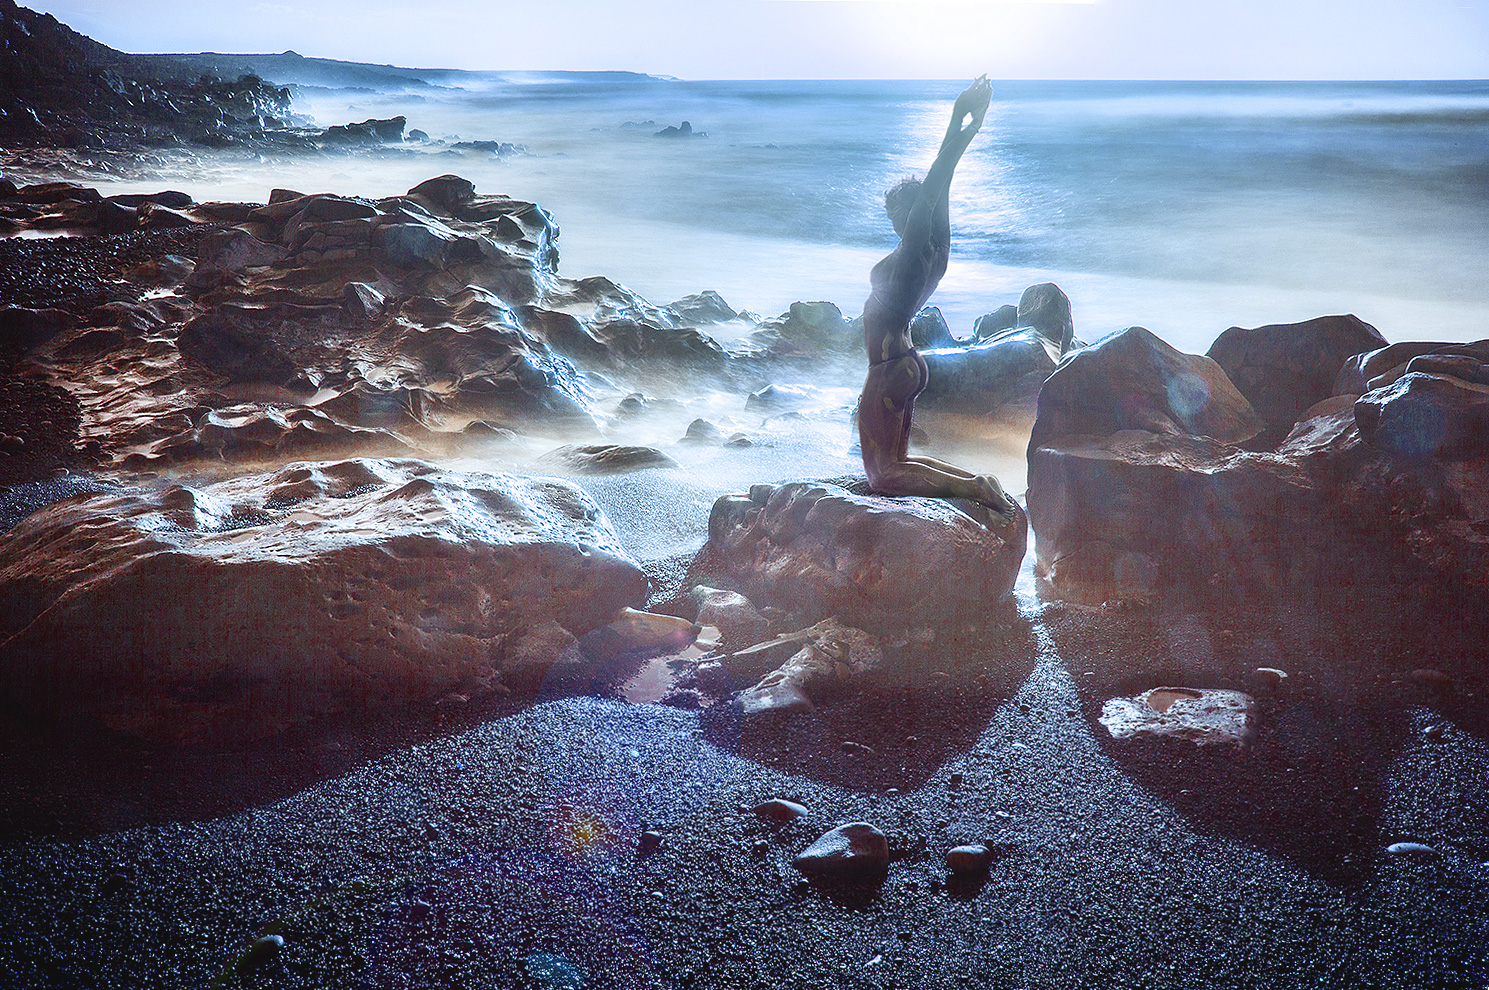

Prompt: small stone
[841,740,875,755]
[946,843,993,875]
[948,772,963,790]
[885,788,900,797]
[237,934,284,973]
[638,830,664,857]
[0,433,24,452]
[1422,724,1445,741]
[792,822,890,881]
[1410,668,1453,690]
[993,810,1013,820]
[753,798,808,824]
[1386,841,1441,859]
[751,839,769,857]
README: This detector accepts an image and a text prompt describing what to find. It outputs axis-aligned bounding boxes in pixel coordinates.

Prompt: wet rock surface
[792,822,891,881]
[1027,324,1489,604]
[695,479,1026,635]
[1,23,1487,983]
[1207,314,1388,443]
[0,457,647,741]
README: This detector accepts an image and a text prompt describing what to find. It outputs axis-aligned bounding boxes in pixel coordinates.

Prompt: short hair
[884,177,921,237]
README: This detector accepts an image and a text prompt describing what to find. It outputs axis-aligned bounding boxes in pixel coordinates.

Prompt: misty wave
[93,75,1489,350]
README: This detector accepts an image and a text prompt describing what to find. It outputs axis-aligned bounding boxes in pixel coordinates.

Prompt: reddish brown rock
[0,458,647,742]
[698,479,1025,634]
[1206,314,1387,441]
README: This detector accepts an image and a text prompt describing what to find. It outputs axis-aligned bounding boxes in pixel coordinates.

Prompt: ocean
[104,76,1489,353]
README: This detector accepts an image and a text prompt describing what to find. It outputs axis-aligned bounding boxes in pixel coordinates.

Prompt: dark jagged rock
[746,301,854,360]
[0,1,293,148]
[973,305,1020,342]
[920,326,1061,417]
[735,618,883,715]
[592,319,728,368]
[320,116,406,145]
[909,306,957,349]
[408,174,477,209]
[677,418,727,445]
[654,121,703,138]
[697,480,1025,634]
[194,228,288,273]
[1335,340,1489,394]
[1026,323,1489,603]
[1207,314,1387,441]
[0,457,647,742]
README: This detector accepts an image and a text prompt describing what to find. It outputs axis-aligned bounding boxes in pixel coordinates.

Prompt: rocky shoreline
[3,5,1489,982]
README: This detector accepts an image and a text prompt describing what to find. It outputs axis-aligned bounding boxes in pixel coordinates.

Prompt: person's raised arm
[898,76,990,251]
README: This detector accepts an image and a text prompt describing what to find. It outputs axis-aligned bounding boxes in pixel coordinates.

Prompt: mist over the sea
[99,76,1489,352]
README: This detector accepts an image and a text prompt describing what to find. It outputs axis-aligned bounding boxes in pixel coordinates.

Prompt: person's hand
[952,75,992,135]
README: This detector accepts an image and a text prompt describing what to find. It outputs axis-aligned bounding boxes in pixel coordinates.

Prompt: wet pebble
[1386,841,1441,859]
[1410,668,1453,689]
[638,830,664,857]
[946,843,992,875]
[792,822,889,880]
[237,934,284,973]
[1422,724,1445,741]
[753,798,808,824]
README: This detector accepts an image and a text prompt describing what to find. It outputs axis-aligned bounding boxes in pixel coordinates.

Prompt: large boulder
[696,480,1025,634]
[1207,314,1387,441]
[0,458,647,742]
[1026,325,1489,603]
[1028,326,1262,454]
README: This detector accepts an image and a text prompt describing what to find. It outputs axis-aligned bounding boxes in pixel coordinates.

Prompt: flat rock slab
[699,480,1025,634]
[1098,687,1256,746]
[0,457,647,742]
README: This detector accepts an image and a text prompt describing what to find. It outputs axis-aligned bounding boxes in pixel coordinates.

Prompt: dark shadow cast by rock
[702,607,1038,793]
[1040,579,1468,888]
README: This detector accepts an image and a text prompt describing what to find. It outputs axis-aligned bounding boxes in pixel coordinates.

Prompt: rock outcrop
[0,457,648,742]
[1027,324,1489,604]
[695,479,1025,634]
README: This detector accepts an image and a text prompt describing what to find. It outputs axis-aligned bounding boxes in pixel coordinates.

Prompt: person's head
[884,177,921,236]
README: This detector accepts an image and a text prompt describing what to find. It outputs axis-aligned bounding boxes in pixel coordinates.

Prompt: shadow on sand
[1044,577,1489,888]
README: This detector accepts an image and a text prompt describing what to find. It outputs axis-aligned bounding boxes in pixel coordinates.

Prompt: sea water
[107,76,1489,353]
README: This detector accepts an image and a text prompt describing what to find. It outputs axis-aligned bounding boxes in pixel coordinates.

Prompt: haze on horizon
[29,0,1489,81]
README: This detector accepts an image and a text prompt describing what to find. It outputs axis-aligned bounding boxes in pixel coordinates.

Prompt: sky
[33,0,1489,80]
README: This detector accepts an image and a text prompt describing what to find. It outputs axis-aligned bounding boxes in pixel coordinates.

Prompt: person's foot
[974,475,1018,518]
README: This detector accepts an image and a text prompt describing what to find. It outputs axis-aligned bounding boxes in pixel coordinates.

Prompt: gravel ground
[1,584,1486,990]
